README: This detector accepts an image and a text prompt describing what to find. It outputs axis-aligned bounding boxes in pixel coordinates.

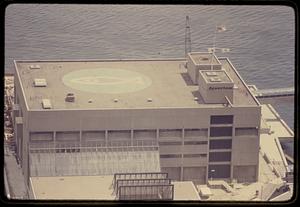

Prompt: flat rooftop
[15,58,259,110]
[30,175,115,200]
[200,70,232,83]
[30,175,200,200]
[189,52,221,65]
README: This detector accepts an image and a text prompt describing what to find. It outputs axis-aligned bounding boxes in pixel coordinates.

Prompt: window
[209,139,232,149]
[134,129,156,139]
[210,127,232,137]
[209,152,231,162]
[56,131,80,141]
[235,127,258,136]
[30,132,53,142]
[159,142,182,146]
[160,154,181,158]
[208,164,231,178]
[160,129,182,138]
[82,131,105,141]
[185,128,208,138]
[184,141,208,145]
[108,130,131,139]
[210,115,233,124]
[183,154,207,158]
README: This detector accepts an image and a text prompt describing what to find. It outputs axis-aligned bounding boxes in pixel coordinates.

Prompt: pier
[254,87,294,98]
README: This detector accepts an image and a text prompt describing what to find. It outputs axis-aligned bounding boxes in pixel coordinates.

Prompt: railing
[118,184,174,200]
[115,178,171,194]
[113,172,168,190]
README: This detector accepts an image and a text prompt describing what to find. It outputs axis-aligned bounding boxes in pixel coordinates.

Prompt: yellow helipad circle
[62,68,152,94]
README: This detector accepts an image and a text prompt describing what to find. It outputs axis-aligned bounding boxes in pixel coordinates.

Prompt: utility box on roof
[186,52,222,84]
[198,70,234,104]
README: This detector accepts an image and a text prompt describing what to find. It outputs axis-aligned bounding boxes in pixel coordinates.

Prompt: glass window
[160,154,181,158]
[208,164,231,178]
[185,128,208,137]
[184,141,208,145]
[210,115,233,124]
[159,129,182,138]
[183,154,207,158]
[30,132,53,142]
[56,131,80,141]
[209,152,231,162]
[209,139,232,149]
[210,127,232,137]
[159,141,182,146]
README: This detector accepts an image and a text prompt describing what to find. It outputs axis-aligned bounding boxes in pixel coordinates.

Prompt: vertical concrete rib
[181,128,184,181]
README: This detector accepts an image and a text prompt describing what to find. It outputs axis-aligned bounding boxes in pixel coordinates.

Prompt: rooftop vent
[29,65,41,69]
[42,99,52,109]
[147,98,153,102]
[65,93,75,102]
[206,71,218,76]
[209,77,222,82]
[114,99,118,103]
[194,97,198,101]
[34,78,47,87]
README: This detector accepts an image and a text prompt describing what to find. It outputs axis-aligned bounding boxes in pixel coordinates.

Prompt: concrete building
[13,51,261,190]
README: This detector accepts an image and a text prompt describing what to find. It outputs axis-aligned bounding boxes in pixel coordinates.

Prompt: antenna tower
[185,16,192,57]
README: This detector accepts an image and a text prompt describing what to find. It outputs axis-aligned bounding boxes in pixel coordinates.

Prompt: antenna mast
[185,16,192,57]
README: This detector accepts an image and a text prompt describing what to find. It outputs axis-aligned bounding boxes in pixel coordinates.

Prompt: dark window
[184,141,208,145]
[183,154,207,158]
[159,141,182,146]
[210,127,232,137]
[210,115,233,125]
[160,154,181,158]
[208,164,231,179]
[209,152,231,162]
[160,129,182,138]
[185,128,208,137]
[209,139,232,149]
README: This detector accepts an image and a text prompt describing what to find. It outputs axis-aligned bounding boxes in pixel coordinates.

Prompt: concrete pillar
[206,128,210,183]
[105,130,108,146]
[130,129,133,146]
[230,128,235,180]
[15,117,23,163]
[181,128,184,181]
[53,131,56,174]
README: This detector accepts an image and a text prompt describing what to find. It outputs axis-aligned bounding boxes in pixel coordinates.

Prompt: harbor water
[5,4,294,129]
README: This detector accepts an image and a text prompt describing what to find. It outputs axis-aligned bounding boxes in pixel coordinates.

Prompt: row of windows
[30,126,257,142]
[160,154,207,158]
[159,141,208,146]
[160,152,230,162]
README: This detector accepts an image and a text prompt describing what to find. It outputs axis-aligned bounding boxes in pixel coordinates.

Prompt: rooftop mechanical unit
[65,93,75,102]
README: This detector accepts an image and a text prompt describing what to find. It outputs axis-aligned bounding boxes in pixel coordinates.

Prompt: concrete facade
[13,53,261,187]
